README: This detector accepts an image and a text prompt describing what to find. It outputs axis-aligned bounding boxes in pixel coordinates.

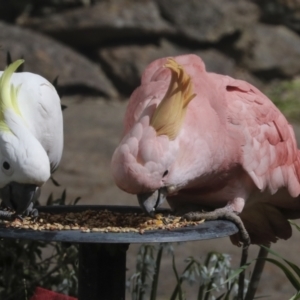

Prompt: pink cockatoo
[111,54,300,246]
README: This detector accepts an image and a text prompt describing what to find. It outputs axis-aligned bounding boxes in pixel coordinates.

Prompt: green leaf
[216,293,225,300]
[289,221,300,231]
[290,291,300,300]
[170,253,184,300]
[223,276,235,300]
[50,175,60,187]
[60,189,67,205]
[219,263,251,286]
[52,76,59,89]
[261,246,300,278]
[150,245,163,300]
[73,197,81,205]
[6,52,12,66]
[46,193,54,206]
[263,258,300,291]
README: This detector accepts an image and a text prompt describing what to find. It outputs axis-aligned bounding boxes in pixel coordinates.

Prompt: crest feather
[0,59,24,132]
[150,58,196,140]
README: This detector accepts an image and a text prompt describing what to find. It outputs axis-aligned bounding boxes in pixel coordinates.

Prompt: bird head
[0,60,51,215]
[112,58,196,216]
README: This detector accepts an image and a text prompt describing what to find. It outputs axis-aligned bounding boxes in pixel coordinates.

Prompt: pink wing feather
[223,75,300,197]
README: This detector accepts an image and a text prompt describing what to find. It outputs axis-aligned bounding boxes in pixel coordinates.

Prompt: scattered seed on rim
[2,209,205,233]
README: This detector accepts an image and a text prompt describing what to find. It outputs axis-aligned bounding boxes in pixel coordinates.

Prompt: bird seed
[1,209,205,234]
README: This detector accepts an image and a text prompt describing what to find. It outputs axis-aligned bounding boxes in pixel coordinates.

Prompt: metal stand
[0,205,239,300]
[78,243,129,300]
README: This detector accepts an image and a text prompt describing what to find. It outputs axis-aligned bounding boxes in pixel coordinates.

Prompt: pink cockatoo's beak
[137,187,167,216]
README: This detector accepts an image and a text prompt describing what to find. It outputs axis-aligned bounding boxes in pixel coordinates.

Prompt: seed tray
[0,205,238,243]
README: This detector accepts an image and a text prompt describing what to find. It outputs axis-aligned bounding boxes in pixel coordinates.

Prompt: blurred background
[1,0,300,299]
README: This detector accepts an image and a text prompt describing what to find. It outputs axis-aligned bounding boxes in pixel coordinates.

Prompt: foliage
[0,240,78,300]
[45,186,81,207]
[266,79,300,121]
[259,245,300,300]
[0,189,80,300]
[127,244,249,300]
[256,222,300,300]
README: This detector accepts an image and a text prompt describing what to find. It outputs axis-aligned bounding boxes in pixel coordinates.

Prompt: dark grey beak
[0,182,37,215]
[137,188,167,217]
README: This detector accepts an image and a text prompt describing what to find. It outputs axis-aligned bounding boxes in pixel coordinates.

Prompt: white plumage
[0,60,63,217]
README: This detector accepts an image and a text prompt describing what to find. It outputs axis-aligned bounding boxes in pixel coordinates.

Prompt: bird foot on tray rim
[182,208,250,248]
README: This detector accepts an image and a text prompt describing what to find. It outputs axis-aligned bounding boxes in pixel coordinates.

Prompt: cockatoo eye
[1,160,13,176]
[3,162,10,170]
[162,170,169,177]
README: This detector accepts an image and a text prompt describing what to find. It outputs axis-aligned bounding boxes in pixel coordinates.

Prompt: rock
[0,0,28,22]
[0,0,88,23]
[98,39,237,94]
[236,24,300,78]
[98,40,181,94]
[253,0,300,33]
[198,49,236,76]
[19,0,175,48]
[232,68,264,90]
[0,21,117,98]
[155,0,260,43]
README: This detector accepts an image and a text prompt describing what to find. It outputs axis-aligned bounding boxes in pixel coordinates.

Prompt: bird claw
[181,208,250,248]
[0,202,39,222]
[181,211,206,221]
[22,202,39,221]
[0,210,14,221]
[29,208,39,221]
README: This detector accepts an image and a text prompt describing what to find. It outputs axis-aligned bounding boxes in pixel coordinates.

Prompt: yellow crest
[150,58,196,140]
[0,59,24,132]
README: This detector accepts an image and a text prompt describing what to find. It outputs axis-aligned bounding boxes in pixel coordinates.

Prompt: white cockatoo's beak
[0,182,37,215]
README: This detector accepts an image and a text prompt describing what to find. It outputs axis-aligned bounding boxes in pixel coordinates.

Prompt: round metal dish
[0,205,238,243]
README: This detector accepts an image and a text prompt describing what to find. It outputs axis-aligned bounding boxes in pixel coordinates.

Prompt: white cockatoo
[0,59,63,219]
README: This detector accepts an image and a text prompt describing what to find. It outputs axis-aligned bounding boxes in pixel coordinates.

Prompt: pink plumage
[111,54,300,245]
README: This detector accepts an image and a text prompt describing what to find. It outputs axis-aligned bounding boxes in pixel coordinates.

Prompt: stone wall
[1,0,300,98]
